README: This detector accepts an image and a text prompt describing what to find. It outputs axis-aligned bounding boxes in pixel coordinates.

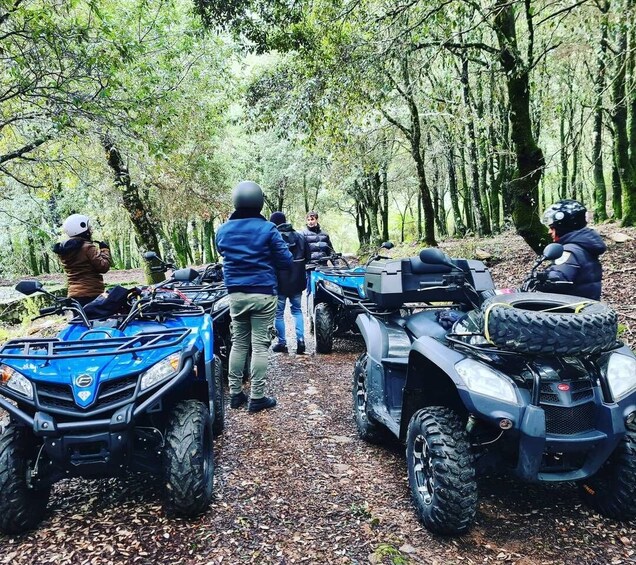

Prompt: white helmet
[62,214,91,237]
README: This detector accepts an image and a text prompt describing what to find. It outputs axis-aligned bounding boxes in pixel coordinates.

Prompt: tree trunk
[493,1,548,252]
[102,135,164,283]
[611,6,636,225]
[447,146,466,237]
[461,51,487,236]
[381,165,389,242]
[593,0,610,221]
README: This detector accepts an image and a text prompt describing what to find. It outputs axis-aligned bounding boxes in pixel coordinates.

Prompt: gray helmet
[232,181,264,211]
[542,199,587,236]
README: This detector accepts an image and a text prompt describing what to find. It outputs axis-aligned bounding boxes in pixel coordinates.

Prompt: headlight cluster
[322,280,343,295]
[456,358,518,404]
[606,353,636,401]
[140,353,180,391]
[0,363,33,399]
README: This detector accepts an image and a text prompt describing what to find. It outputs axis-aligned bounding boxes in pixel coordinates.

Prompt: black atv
[354,244,636,535]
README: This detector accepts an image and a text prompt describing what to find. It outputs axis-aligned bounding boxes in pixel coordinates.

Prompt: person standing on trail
[52,214,112,306]
[269,211,311,355]
[301,210,334,295]
[216,181,292,413]
[540,199,606,300]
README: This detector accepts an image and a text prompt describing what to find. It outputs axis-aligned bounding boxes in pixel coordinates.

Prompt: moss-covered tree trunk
[447,145,466,237]
[103,135,164,284]
[611,7,636,226]
[493,1,548,253]
[461,51,487,237]
[626,0,636,225]
[593,0,609,221]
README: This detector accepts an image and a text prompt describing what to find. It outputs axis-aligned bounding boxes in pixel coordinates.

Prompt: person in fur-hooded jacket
[52,214,112,305]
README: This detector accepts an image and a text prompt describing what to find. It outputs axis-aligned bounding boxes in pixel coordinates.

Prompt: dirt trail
[2,226,636,563]
[2,333,635,564]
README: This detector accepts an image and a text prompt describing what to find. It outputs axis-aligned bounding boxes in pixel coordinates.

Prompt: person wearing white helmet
[52,213,112,305]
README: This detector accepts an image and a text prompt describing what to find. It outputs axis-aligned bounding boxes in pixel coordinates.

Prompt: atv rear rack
[0,327,191,360]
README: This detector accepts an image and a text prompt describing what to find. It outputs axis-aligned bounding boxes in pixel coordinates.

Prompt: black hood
[559,227,606,257]
[277,222,294,233]
[52,237,88,256]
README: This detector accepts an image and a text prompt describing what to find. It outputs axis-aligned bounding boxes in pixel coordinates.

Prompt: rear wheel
[163,400,214,517]
[578,429,636,519]
[212,357,225,436]
[314,302,334,353]
[406,407,477,535]
[0,426,50,534]
[352,353,385,443]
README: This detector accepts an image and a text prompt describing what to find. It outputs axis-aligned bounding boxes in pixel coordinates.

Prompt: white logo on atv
[75,375,93,387]
[77,390,91,401]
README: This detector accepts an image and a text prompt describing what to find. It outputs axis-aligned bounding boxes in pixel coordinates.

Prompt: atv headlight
[212,294,230,312]
[606,353,636,401]
[456,358,518,404]
[140,353,181,391]
[322,280,343,295]
[0,364,33,399]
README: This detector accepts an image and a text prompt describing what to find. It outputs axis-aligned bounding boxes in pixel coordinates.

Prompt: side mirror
[542,243,563,261]
[381,241,394,250]
[419,248,454,267]
[172,268,199,283]
[15,280,43,296]
[143,251,159,262]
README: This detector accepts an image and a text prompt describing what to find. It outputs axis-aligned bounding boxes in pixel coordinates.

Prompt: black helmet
[542,199,587,235]
[232,180,264,211]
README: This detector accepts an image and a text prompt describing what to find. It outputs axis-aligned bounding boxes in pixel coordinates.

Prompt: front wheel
[0,426,51,534]
[406,407,477,535]
[578,429,636,519]
[314,302,334,353]
[352,353,385,443]
[163,400,214,517]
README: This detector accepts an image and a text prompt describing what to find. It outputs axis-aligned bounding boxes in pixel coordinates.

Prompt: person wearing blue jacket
[541,199,606,300]
[216,181,293,413]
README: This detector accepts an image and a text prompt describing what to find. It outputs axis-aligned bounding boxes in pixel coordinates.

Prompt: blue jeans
[275,293,305,344]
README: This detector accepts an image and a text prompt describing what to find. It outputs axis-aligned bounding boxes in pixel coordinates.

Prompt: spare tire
[481,292,617,355]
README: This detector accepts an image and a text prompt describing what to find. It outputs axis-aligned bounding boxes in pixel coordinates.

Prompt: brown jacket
[52,237,112,299]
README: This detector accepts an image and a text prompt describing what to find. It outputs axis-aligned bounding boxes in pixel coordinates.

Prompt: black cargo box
[364,255,494,308]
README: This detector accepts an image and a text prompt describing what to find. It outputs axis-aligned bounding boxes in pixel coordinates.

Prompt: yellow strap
[483,302,513,344]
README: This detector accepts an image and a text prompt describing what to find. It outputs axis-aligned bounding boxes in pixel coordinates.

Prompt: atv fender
[401,336,523,441]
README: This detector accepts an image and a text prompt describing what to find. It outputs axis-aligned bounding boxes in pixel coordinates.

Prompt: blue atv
[0,268,224,534]
[309,243,394,353]
[355,244,636,535]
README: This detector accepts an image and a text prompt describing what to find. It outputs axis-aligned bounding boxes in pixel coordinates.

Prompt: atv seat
[405,310,448,341]
[404,257,452,275]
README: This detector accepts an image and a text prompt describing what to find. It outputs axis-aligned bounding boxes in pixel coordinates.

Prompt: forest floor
[1,225,636,564]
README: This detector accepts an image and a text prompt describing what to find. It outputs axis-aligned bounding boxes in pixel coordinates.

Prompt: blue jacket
[216,210,293,295]
[545,227,606,300]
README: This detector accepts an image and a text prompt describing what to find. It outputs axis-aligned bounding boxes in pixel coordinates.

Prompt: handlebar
[39,305,59,316]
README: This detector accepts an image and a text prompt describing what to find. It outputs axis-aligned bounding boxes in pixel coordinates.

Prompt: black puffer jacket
[544,227,606,300]
[276,223,311,296]
[301,224,334,262]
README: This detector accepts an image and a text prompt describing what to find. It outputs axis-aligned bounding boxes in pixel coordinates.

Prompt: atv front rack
[0,328,191,360]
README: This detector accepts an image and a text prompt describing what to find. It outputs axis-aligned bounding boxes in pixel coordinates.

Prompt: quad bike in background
[353,243,636,535]
[308,242,394,353]
[0,267,224,534]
